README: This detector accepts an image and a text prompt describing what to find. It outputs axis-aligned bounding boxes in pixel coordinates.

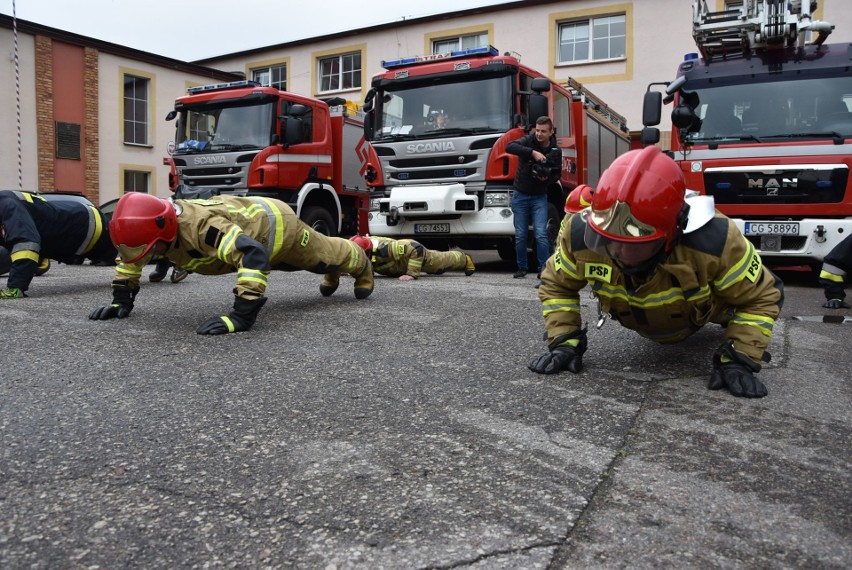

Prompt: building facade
[0,15,239,204]
[2,1,849,204]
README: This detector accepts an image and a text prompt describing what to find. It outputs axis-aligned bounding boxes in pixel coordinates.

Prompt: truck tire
[497,240,516,261]
[301,206,337,237]
[0,246,10,276]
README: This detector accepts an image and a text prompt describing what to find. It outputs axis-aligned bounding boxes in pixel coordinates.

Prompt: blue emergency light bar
[186,80,262,95]
[382,46,500,69]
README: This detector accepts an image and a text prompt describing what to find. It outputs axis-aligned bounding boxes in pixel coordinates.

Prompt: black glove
[529,345,584,374]
[823,298,850,309]
[89,285,139,320]
[529,329,587,374]
[709,343,768,398]
[197,296,267,335]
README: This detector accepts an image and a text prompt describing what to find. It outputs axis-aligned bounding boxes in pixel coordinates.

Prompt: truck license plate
[744,222,799,236]
[414,223,450,234]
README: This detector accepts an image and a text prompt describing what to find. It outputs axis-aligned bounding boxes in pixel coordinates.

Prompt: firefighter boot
[352,256,374,299]
[320,272,340,297]
[465,255,476,276]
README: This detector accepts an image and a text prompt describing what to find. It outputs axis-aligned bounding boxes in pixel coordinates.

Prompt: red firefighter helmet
[565,184,594,214]
[585,146,687,267]
[109,193,178,263]
[349,235,373,252]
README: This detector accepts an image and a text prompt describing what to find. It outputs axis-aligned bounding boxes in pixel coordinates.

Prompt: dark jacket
[506,133,561,196]
[0,190,115,291]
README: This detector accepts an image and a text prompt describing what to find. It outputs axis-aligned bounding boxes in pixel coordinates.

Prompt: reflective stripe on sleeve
[251,197,285,259]
[76,206,104,255]
[237,267,268,288]
[542,297,581,316]
[217,226,242,263]
[730,311,775,337]
[716,240,762,290]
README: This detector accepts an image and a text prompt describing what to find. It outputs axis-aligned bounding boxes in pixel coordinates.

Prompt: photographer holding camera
[507,116,561,285]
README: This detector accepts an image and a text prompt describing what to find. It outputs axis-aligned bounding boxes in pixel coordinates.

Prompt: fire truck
[360,46,630,260]
[165,81,374,236]
[641,0,850,266]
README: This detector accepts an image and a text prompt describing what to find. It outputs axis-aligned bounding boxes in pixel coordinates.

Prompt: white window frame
[432,32,487,54]
[317,52,361,93]
[123,170,149,193]
[123,74,150,146]
[557,14,626,64]
[252,64,287,91]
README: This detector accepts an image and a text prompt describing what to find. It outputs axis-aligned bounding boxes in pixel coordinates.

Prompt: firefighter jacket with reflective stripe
[369,237,466,278]
[819,232,851,300]
[0,190,114,291]
[112,196,365,301]
[539,211,784,365]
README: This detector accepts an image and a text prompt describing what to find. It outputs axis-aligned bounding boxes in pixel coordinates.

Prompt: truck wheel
[0,246,10,276]
[497,240,516,261]
[301,206,337,237]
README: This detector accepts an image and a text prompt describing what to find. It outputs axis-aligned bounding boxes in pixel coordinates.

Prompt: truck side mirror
[642,91,662,127]
[363,110,375,141]
[529,93,548,123]
[640,127,660,146]
[281,115,304,147]
[165,110,177,121]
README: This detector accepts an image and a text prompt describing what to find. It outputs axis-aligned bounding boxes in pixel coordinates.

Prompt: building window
[252,64,287,90]
[432,32,487,54]
[124,74,149,145]
[124,170,149,193]
[558,14,626,63]
[318,52,361,92]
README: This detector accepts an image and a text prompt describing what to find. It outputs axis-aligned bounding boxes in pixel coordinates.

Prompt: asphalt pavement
[1,253,849,569]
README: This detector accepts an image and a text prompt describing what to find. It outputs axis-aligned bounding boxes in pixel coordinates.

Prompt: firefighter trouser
[423,250,467,274]
[269,215,368,278]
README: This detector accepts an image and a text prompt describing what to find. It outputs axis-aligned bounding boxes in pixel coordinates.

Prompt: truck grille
[704,165,848,205]
[181,165,247,188]
[387,155,479,182]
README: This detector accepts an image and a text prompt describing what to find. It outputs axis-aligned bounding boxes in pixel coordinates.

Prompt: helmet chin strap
[613,247,670,278]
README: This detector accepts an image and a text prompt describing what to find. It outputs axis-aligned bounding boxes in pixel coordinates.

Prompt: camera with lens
[531,160,551,179]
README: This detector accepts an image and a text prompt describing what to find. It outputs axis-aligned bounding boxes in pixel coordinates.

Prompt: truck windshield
[685,75,852,143]
[375,75,513,139]
[174,101,276,152]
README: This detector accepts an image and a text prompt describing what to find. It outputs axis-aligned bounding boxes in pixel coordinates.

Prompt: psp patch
[584,262,612,283]
[745,252,762,283]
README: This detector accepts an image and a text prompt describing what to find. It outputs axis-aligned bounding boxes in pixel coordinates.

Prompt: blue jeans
[512,190,550,272]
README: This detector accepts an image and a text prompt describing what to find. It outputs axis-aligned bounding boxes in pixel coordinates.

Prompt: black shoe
[149,267,168,283]
[513,269,527,278]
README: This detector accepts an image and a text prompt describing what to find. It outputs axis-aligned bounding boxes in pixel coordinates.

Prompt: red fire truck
[166,81,374,236]
[360,46,630,260]
[641,0,850,266]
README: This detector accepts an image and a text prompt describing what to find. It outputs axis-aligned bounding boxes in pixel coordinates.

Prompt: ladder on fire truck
[692,0,834,61]
[565,77,629,133]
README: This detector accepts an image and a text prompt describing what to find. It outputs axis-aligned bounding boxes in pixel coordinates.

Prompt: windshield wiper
[692,134,762,144]
[761,132,845,140]
[424,127,476,136]
[209,143,261,151]
[376,133,416,141]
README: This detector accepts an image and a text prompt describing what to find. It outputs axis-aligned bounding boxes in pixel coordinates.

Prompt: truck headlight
[484,192,509,207]
[370,198,382,211]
